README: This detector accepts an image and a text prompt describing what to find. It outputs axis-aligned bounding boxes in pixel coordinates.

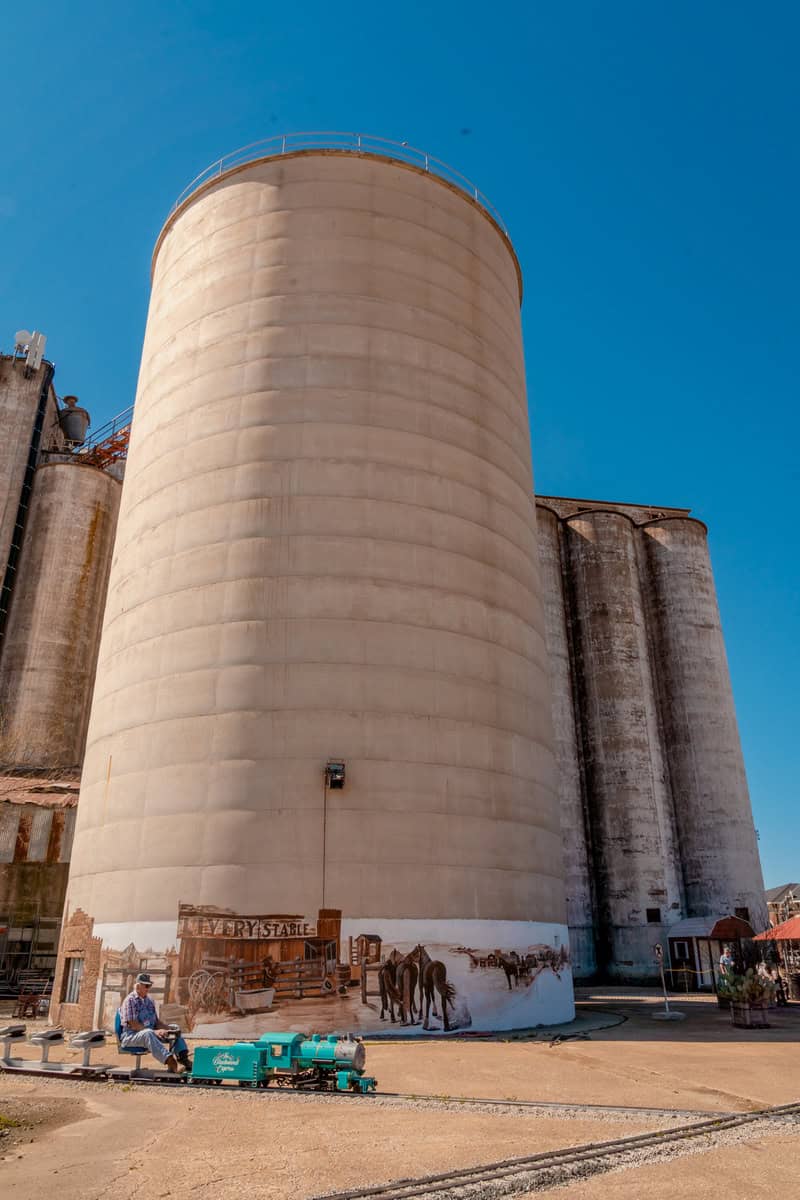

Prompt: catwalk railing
[170,131,510,236]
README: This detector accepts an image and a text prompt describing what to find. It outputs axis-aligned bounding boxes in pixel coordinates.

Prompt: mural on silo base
[56,905,574,1036]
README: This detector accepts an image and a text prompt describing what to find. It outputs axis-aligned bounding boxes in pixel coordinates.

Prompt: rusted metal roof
[754,915,800,941]
[709,915,756,940]
[0,770,79,808]
[666,917,716,938]
[666,915,756,940]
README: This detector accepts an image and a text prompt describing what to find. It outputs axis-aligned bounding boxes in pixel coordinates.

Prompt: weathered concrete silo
[59,142,572,1034]
[0,460,121,768]
[536,505,596,978]
[563,510,684,978]
[0,356,63,621]
[642,518,767,929]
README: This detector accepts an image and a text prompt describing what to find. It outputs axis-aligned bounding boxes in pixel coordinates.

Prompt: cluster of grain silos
[0,351,121,771]
[537,495,768,980]
[5,137,762,1027]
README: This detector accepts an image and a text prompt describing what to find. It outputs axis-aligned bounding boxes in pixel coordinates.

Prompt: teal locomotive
[190,1032,377,1092]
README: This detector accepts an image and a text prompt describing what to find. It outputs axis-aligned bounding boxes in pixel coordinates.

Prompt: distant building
[0,771,78,989]
[766,883,800,928]
[0,345,121,992]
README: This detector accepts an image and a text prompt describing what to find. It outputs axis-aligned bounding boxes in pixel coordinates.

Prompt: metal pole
[658,951,672,1015]
[321,775,328,909]
[652,942,685,1020]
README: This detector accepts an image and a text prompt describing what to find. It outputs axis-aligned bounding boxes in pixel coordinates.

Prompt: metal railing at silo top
[170,132,509,237]
[77,405,133,467]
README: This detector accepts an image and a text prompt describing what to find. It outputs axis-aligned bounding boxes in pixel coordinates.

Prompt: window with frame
[646,907,661,924]
[61,957,84,1004]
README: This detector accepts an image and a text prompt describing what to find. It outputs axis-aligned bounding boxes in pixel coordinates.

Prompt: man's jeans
[120,1028,189,1065]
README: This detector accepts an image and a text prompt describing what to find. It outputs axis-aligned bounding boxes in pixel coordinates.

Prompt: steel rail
[168,132,509,237]
[78,405,134,452]
[0,1058,728,1120]
[134,1075,719,1119]
[360,1090,718,1120]
[313,1101,800,1200]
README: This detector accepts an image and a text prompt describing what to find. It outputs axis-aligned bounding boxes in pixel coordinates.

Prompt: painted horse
[379,950,418,1024]
[412,944,455,1031]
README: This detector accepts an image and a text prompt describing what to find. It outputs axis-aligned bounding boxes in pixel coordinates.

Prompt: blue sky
[2,2,797,885]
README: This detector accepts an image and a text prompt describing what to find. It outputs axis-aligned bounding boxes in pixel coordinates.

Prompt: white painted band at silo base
[91,914,573,1036]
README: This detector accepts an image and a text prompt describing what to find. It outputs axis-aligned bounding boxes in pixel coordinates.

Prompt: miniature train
[0,1023,377,1093]
[193,1031,376,1092]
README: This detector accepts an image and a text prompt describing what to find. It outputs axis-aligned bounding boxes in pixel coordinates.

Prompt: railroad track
[0,1062,726,1120]
[119,1074,719,1119]
[313,1101,800,1199]
[372,1092,716,1120]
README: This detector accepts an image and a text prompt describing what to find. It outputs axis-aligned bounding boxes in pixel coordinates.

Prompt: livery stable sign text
[177,912,318,940]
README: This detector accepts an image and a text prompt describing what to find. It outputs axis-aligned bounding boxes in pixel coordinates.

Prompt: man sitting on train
[119,972,192,1073]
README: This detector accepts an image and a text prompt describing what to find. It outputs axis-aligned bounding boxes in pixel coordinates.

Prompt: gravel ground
[0,1075,666,1199]
[0,1090,87,1158]
[1,993,798,1197]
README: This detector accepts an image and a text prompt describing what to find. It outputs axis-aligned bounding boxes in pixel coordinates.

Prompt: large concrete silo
[563,510,684,978]
[0,460,121,768]
[536,504,596,977]
[60,144,572,1033]
[642,518,767,929]
[0,356,63,618]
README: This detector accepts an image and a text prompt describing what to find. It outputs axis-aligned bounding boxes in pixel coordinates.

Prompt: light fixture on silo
[325,760,346,789]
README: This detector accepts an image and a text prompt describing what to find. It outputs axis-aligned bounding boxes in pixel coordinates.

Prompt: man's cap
[135,972,153,986]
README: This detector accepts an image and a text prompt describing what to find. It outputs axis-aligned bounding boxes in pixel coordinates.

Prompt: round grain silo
[0,357,51,595]
[0,459,121,768]
[536,504,596,978]
[60,140,572,1034]
[642,518,767,929]
[563,510,684,978]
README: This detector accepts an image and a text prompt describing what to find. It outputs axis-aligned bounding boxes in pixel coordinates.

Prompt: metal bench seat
[70,1029,108,1070]
[0,1024,27,1062]
[29,1028,65,1065]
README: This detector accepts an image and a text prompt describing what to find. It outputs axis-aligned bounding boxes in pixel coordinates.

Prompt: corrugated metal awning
[667,918,717,939]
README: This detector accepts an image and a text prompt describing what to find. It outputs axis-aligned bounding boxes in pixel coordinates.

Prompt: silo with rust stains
[642,518,767,929]
[0,459,121,768]
[59,138,572,1034]
[563,509,684,978]
[0,355,64,632]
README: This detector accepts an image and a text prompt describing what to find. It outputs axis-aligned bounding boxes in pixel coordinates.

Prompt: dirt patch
[0,1093,87,1159]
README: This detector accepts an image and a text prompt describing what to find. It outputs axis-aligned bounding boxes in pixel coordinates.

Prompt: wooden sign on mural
[177,905,317,941]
